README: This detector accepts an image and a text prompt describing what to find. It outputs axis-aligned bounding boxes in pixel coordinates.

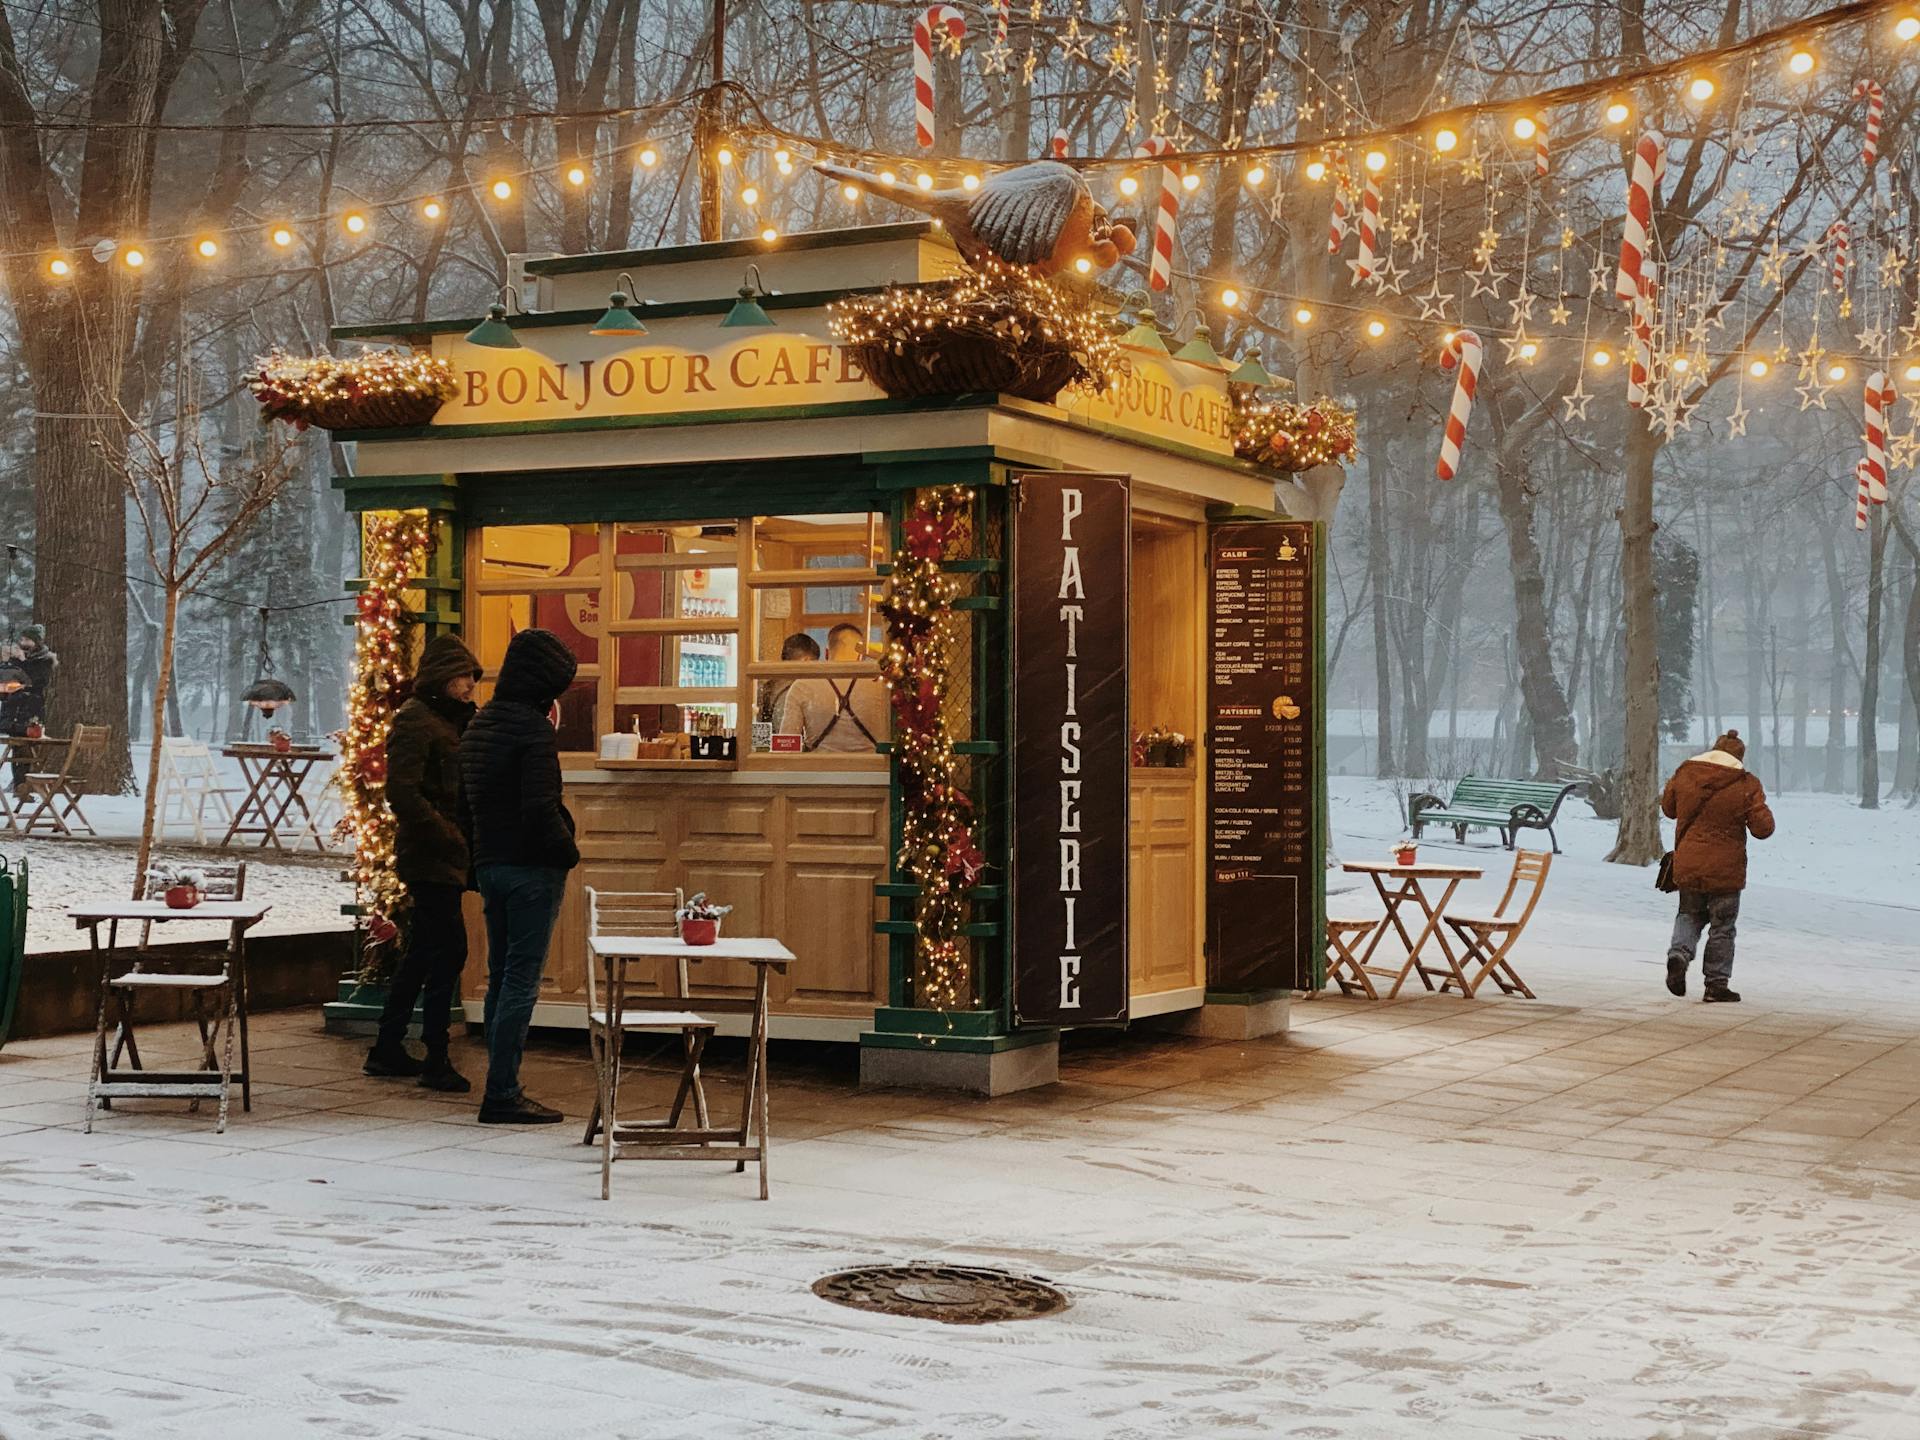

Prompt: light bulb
[1898,14,1919,40]
[491,179,512,199]
[1181,170,1201,191]
[1671,356,1691,374]
[195,237,219,258]
[1605,99,1631,125]
[1305,158,1327,182]
[916,173,934,191]
[1363,148,1387,172]
[880,169,897,185]
[422,200,444,220]
[1221,286,1241,308]
[344,212,368,234]
[774,149,791,166]
[1827,362,1848,381]
[1118,174,1140,197]
[1591,346,1613,367]
[1748,359,1770,378]
[1366,318,1386,338]
[47,256,71,278]
[1294,306,1313,325]
[1434,127,1458,153]
[566,164,588,186]
[1245,164,1266,186]
[123,247,145,268]
[1905,361,1920,383]
[639,146,659,167]
[270,226,294,247]
[1512,116,1536,139]
[1688,75,1716,103]
[961,173,981,191]
[842,183,860,201]
[1519,340,1539,360]
[716,147,734,167]
[1787,46,1815,75]
[760,225,778,243]
[740,185,759,205]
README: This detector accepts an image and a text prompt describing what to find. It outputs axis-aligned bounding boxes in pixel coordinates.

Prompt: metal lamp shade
[1228,351,1277,388]
[721,290,776,328]
[464,304,521,349]
[242,677,297,713]
[1172,324,1225,368]
[590,291,648,337]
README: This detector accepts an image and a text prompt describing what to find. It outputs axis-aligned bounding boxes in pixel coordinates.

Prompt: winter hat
[18,624,45,647]
[1713,729,1746,760]
[493,628,578,708]
[413,633,482,700]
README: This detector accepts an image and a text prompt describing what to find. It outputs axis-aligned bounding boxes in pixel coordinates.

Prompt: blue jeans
[476,864,568,1102]
[1670,890,1741,987]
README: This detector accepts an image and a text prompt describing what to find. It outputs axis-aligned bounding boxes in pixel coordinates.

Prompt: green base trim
[321,978,466,1032]
[333,394,997,445]
[874,882,1004,900]
[874,920,999,938]
[950,594,1001,611]
[861,1006,1054,1055]
[1202,987,1292,1006]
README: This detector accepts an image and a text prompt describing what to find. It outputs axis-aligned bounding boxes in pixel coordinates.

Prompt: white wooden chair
[155,738,241,845]
[581,887,715,1147]
[1441,849,1554,998]
[90,862,250,1132]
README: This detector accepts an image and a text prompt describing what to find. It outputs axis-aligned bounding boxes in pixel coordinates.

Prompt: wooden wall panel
[1129,772,1203,997]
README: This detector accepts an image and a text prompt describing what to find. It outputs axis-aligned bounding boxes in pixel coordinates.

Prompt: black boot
[1702,984,1742,1003]
[1665,951,1688,997]
[419,1051,472,1093]
[364,1039,424,1077]
[478,1093,564,1125]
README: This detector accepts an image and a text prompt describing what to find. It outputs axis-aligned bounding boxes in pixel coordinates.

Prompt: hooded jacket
[1,633,56,730]
[388,634,481,890]
[1660,749,1775,893]
[458,628,580,872]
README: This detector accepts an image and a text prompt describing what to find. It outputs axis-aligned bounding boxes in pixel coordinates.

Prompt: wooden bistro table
[1339,860,1485,998]
[0,734,70,835]
[70,898,270,1133]
[219,743,334,852]
[587,934,795,1202]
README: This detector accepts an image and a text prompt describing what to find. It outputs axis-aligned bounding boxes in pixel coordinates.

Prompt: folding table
[219,744,334,852]
[1338,860,1484,998]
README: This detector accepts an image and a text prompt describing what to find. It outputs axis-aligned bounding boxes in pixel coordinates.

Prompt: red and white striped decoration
[1855,79,1885,170]
[1050,127,1069,160]
[1435,330,1483,482]
[1133,135,1180,292]
[1864,371,1892,504]
[1628,262,1657,409]
[1352,175,1382,282]
[1534,119,1549,179]
[991,0,1009,48]
[1615,130,1666,304]
[1828,220,1851,292]
[911,5,966,150]
[1855,459,1874,531]
[1328,173,1350,255]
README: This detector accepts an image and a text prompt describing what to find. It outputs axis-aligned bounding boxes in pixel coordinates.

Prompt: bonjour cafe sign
[432,324,1235,457]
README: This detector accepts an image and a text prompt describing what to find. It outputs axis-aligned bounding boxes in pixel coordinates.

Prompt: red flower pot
[23,722,42,740]
[680,918,719,947]
[1394,845,1418,867]
[164,884,201,910]
[270,731,293,753]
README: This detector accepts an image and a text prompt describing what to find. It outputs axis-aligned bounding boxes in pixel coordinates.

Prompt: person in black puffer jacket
[2,624,57,793]
[365,634,483,1093]
[458,628,580,1124]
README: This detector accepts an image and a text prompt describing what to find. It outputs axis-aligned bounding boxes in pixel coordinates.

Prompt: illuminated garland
[335,509,432,982]
[879,487,984,1010]
[829,259,1123,403]
[251,349,456,431]
[1233,394,1359,471]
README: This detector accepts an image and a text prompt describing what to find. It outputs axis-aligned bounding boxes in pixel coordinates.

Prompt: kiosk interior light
[842,183,860,201]
[721,264,777,328]
[740,185,760,206]
[962,173,981,191]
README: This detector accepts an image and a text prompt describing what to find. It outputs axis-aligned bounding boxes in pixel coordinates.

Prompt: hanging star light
[1879,247,1908,289]
[1856,325,1888,356]
[1507,287,1537,325]
[1415,278,1455,321]
[1890,428,1920,470]
[1468,260,1505,299]
[1760,238,1788,288]
[1549,300,1571,326]
[1796,339,1827,383]
[1460,149,1485,180]
[1726,398,1751,437]
[1501,324,1538,363]
[1562,381,1593,421]
[1374,255,1409,295]
[1796,378,1830,411]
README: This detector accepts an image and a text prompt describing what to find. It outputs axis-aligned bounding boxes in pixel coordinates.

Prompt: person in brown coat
[1659,729,1776,1003]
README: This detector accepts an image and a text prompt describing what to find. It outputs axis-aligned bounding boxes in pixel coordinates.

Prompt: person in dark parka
[1660,729,1776,1003]
[457,628,581,1124]
[365,634,483,1092]
[2,624,57,793]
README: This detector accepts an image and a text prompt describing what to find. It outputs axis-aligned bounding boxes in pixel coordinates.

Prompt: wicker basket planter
[844,334,1086,402]
[250,350,457,431]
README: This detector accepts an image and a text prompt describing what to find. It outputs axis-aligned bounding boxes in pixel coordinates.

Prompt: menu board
[1207,521,1318,992]
[1010,472,1130,1028]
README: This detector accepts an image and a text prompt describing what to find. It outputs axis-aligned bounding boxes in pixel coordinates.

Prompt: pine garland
[335,510,432,982]
[1232,393,1359,471]
[878,487,985,1010]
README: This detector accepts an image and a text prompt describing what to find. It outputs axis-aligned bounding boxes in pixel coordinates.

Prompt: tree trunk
[1609,415,1663,865]
[1820,518,1851,791]
[1790,556,1810,790]
[132,583,180,892]
[1860,504,1888,808]
[1366,412,1394,776]
[1898,531,1920,798]
[1493,446,1579,778]
[1740,498,1768,781]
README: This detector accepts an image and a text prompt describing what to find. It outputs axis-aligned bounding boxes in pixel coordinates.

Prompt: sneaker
[1702,985,1742,1004]
[478,1094,564,1125]
[419,1054,472,1094]
[1665,952,1688,998]
[363,1041,424,1078]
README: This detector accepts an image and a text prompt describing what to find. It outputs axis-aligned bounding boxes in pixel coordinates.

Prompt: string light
[1519,339,1540,361]
[774,149,791,166]
[1366,318,1387,338]
[962,173,981,191]
[1606,98,1631,124]
[195,237,219,258]
[1827,361,1848,381]
[1512,115,1537,139]
[421,199,444,220]
[490,179,513,199]
[123,247,146,268]
[1672,356,1690,373]
[1220,286,1241,308]
[565,164,588,186]
[1592,346,1614,366]
[639,146,660,167]
[1786,45,1816,74]
[1305,158,1328,182]
[1688,74,1716,102]
[1181,170,1202,191]
[343,211,368,234]
[716,147,734,167]
[916,173,935,191]
[1904,361,1920,383]
[1363,148,1387,172]
[1748,358,1770,378]
[1233,397,1358,471]
[879,169,898,185]
[1294,305,1314,325]
[1118,174,1141,197]
[270,226,295,247]
[47,256,71,278]
[842,183,860,201]
[1897,13,1919,40]
[760,225,779,243]
[1433,127,1459,153]
[740,185,760,205]
[1245,163,1267,186]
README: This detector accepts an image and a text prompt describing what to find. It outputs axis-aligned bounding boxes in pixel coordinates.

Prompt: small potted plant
[676,892,733,947]
[1394,838,1419,867]
[268,726,293,753]
[158,865,207,909]
[1137,726,1191,767]
[23,717,42,740]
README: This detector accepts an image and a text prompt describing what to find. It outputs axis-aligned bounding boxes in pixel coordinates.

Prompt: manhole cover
[812,1264,1069,1325]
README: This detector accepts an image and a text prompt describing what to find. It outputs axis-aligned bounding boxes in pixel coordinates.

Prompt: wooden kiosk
[330,222,1325,1094]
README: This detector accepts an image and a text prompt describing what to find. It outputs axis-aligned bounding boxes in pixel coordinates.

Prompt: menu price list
[1206,522,1315,991]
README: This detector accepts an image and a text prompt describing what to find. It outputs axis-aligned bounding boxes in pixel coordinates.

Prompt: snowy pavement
[0,778,1916,1438]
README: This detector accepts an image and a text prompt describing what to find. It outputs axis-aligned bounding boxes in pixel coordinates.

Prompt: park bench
[1408,774,1579,853]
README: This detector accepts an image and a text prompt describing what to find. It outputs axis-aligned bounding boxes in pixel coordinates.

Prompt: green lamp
[1116,290,1168,353]
[721,264,777,328]
[1172,319,1225,368]
[1228,350,1277,388]
[464,302,520,350]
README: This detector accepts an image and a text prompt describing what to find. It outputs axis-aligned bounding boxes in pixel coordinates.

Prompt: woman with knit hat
[1659,729,1775,1003]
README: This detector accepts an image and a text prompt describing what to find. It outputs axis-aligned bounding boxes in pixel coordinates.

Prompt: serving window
[469,513,889,767]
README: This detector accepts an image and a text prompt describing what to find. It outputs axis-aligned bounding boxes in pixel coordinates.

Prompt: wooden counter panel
[459,778,889,1021]
[1129,771,1202,998]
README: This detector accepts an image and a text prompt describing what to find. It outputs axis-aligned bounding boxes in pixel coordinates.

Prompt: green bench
[1408,775,1580,853]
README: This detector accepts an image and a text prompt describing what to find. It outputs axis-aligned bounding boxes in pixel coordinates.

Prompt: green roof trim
[521,221,940,276]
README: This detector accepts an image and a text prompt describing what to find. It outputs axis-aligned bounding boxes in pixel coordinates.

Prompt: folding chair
[92,862,250,1130]
[1322,916,1383,999]
[1441,849,1553,998]
[156,738,241,845]
[581,887,716,1148]
[19,724,110,837]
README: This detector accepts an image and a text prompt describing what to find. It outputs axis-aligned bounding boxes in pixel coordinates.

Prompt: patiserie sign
[1206,521,1320,992]
[1011,472,1130,1027]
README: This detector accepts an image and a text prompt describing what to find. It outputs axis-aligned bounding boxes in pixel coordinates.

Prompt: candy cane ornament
[1829,220,1851,292]
[1615,130,1666,304]
[1855,79,1885,170]
[992,0,1009,48]
[912,6,967,150]
[1352,175,1382,283]
[1133,136,1180,292]
[1856,459,1874,532]
[1435,330,1483,482]
[1628,262,1657,409]
[1865,371,1892,503]
[1050,127,1069,160]
[1534,119,1549,180]
[1328,176,1349,256]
